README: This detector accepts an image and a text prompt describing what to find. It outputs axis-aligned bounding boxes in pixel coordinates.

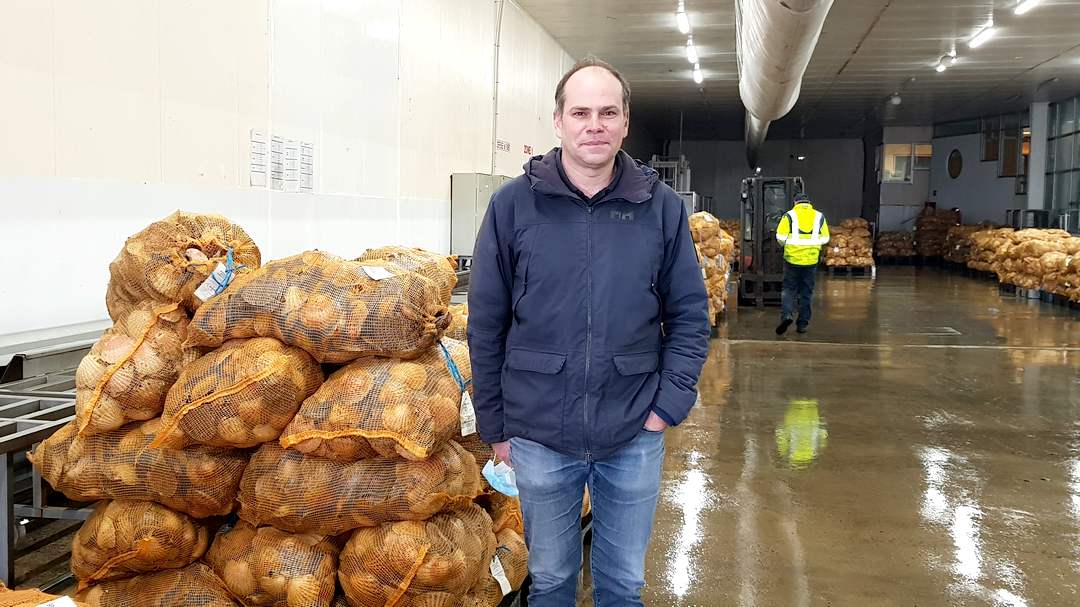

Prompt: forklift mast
[739,176,805,308]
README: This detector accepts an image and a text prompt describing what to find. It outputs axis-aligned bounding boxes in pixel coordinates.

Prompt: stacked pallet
[718,219,741,262]
[874,231,915,258]
[943,225,990,265]
[967,228,1014,272]
[915,209,959,257]
[824,218,874,268]
[690,212,735,321]
[966,227,1080,302]
[29,213,528,607]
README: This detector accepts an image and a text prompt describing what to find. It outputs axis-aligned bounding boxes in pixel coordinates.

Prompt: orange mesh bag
[152,338,322,450]
[71,500,210,590]
[338,502,497,607]
[456,434,494,492]
[238,441,482,535]
[29,420,248,518]
[106,211,261,320]
[688,212,721,243]
[357,246,458,306]
[75,302,198,436]
[0,583,87,607]
[475,493,524,536]
[460,528,529,607]
[206,520,339,607]
[279,339,469,462]
[186,251,450,363]
[446,303,469,342]
[76,562,239,606]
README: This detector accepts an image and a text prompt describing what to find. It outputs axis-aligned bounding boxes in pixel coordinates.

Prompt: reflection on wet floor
[634,267,1080,606]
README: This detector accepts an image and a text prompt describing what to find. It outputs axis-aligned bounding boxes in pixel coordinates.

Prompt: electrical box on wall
[450,173,512,256]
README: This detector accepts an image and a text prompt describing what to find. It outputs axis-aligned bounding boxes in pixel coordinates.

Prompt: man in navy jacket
[468,57,710,606]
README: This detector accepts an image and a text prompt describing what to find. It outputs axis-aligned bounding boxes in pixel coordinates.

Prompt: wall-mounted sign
[496,140,511,153]
[523,145,533,155]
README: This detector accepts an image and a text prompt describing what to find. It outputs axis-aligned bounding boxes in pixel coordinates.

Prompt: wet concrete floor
[590,267,1080,606]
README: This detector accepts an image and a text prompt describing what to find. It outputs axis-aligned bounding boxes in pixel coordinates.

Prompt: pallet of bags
[943,226,989,265]
[824,219,874,268]
[873,231,915,258]
[915,208,957,257]
[967,228,1014,272]
[689,212,736,261]
[1000,229,1078,290]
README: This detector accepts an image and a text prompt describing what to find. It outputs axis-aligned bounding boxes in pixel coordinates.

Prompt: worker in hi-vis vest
[775,193,829,335]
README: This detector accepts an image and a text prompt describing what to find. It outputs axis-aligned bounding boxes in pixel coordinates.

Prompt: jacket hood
[524,148,658,204]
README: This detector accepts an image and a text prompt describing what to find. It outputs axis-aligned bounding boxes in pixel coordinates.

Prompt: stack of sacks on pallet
[30,214,529,607]
[824,218,874,268]
[873,231,915,258]
[967,228,1015,272]
[689,212,735,322]
[717,219,741,262]
[991,229,1069,288]
[915,208,958,257]
[943,226,990,265]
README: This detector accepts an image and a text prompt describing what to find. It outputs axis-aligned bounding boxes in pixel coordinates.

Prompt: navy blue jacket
[467,148,710,459]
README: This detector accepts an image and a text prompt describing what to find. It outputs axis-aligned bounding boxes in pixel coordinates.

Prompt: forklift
[738,175,805,308]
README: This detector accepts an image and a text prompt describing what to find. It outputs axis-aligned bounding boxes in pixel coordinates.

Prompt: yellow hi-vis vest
[776,203,830,266]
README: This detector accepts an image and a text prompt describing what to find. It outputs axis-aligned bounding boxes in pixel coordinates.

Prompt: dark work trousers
[781,261,817,327]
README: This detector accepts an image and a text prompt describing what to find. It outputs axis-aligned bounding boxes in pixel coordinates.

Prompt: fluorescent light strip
[686,38,699,64]
[1014,0,1043,15]
[677,10,690,34]
[968,26,996,48]
[692,64,703,84]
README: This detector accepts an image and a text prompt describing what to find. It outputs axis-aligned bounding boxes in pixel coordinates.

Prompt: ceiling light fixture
[676,1,690,34]
[1014,0,1043,15]
[947,49,959,65]
[686,37,699,64]
[936,62,948,73]
[692,63,703,84]
[968,24,996,48]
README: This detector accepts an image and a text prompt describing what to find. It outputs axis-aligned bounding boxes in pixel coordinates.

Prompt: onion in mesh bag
[238,442,482,535]
[186,251,450,363]
[72,500,210,590]
[460,528,529,607]
[279,338,468,462]
[475,492,524,536]
[0,583,87,607]
[152,338,322,450]
[446,303,469,342]
[106,211,260,319]
[75,302,199,436]
[337,502,497,607]
[76,562,239,607]
[356,246,458,306]
[30,420,247,519]
[206,520,339,607]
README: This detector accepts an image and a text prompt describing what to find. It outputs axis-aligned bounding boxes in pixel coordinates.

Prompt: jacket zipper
[584,204,593,460]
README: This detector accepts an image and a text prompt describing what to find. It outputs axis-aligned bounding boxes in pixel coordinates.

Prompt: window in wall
[914,143,933,170]
[1016,128,1031,195]
[883,143,913,183]
[982,117,1000,162]
[999,115,1021,178]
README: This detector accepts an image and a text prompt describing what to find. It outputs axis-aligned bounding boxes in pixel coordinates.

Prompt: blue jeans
[511,429,665,606]
[781,261,816,327]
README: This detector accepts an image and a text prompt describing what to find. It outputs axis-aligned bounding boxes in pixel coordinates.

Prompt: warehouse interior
[2,0,1080,605]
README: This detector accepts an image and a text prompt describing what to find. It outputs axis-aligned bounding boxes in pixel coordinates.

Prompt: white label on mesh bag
[194,263,230,302]
[460,391,477,436]
[700,267,707,280]
[361,265,395,280]
[35,597,77,607]
[490,554,513,596]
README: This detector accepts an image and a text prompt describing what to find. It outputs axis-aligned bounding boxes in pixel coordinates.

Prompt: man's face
[554,67,629,170]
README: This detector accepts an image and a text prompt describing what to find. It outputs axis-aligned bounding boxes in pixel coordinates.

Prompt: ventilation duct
[737,0,834,167]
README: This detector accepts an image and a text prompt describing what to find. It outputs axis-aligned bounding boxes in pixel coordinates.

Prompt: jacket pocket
[603,352,661,430]
[613,352,660,376]
[502,348,568,435]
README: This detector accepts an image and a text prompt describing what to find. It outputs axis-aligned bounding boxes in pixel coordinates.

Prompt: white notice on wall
[249,129,267,187]
[34,597,78,607]
[284,139,300,193]
[270,135,285,191]
[300,141,314,192]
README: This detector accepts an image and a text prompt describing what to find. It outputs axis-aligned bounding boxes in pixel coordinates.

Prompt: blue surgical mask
[482,459,518,497]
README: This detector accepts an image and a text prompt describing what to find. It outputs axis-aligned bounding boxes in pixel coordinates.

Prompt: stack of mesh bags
[1039,237,1080,302]
[915,209,958,257]
[873,231,915,258]
[943,226,990,264]
[29,212,263,605]
[995,229,1080,293]
[689,212,734,323]
[718,219,741,261]
[967,228,1014,272]
[824,218,874,268]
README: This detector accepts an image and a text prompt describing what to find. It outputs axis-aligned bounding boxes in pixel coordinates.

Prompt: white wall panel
[930,134,1026,224]
[0,0,572,337]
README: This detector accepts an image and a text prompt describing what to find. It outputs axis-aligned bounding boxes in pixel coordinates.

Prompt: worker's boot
[776,318,794,335]
[796,324,809,334]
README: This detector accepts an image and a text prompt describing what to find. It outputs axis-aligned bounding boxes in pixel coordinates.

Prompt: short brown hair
[554,56,631,116]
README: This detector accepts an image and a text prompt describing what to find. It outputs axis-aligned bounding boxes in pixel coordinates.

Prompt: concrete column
[1027,102,1050,210]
